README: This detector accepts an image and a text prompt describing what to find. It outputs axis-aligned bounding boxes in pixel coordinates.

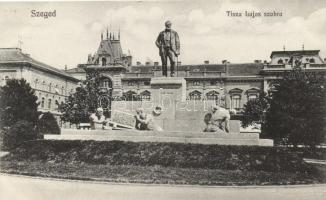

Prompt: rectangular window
[232,95,241,109]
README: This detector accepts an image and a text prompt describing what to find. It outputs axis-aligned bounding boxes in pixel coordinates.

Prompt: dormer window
[277,59,283,64]
[102,58,107,66]
[309,58,315,63]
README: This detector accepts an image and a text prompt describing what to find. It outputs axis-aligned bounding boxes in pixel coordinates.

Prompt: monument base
[150,77,187,103]
[44,129,273,146]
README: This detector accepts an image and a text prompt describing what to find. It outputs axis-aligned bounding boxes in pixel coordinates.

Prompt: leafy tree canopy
[59,70,109,124]
[242,92,271,128]
[0,79,39,128]
[265,69,326,147]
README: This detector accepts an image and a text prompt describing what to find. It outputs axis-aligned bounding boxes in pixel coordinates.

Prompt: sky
[0,0,326,69]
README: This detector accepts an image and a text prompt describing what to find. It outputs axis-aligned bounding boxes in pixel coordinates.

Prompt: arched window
[102,58,107,66]
[42,81,46,90]
[246,88,260,101]
[206,90,219,101]
[55,100,59,110]
[277,59,283,64]
[140,90,151,101]
[100,78,112,88]
[34,78,39,88]
[48,99,52,109]
[41,97,45,108]
[189,90,202,100]
[193,81,200,86]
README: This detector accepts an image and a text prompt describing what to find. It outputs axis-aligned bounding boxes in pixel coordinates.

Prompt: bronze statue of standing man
[155,21,180,77]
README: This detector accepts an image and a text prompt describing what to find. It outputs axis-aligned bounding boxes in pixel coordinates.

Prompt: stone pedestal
[150,77,187,104]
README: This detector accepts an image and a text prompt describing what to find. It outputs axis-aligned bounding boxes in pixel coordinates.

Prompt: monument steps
[59,129,259,139]
[43,129,273,146]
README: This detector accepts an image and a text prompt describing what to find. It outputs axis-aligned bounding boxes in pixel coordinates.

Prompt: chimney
[64,65,67,71]
[222,60,227,64]
[177,61,181,66]
[204,60,209,64]
[136,61,141,66]
[145,61,151,66]
[154,62,159,66]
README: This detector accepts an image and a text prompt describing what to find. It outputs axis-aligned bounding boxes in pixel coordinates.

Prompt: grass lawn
[1,161,325,186]
[1,140,326,186]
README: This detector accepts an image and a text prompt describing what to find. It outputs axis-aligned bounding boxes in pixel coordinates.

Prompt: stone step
[60,129,259,139]
[44,134,260,146]
[42,129,269,146]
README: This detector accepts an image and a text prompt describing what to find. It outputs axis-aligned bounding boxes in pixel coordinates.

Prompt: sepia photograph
[0,0,326,199]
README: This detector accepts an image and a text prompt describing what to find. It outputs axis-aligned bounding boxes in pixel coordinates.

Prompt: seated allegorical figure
[204,105,230,133]
[134,106,163,131]
[134,107,144,130]
[89,107,109,130]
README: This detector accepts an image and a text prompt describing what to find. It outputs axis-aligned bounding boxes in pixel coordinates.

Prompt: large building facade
[0,48,79,115]
[1,33,325,117]
[67,33,326,113]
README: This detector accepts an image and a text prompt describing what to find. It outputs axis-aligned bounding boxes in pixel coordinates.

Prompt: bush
[0,79,39,128]
[2,120,39,150]
[265,69,326,147]
[37,112,61,135]
[4,140,316,173]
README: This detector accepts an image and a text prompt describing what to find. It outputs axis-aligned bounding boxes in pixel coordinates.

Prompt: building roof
[129,63,261,76]
[0,48,78,81]
[227,63,263,76]
[65,67,85,73]
[270,50,320,58]
[88,38,124,65]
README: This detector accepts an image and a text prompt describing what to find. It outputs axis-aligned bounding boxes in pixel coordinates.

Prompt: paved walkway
[1,173,326,200]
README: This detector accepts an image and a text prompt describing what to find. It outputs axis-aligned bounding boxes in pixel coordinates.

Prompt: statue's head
[211,105,220,113]
[165,20,172,30]
[96,107,104,115]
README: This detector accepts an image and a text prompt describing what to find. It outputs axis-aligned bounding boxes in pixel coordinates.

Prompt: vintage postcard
[0,0,325,199]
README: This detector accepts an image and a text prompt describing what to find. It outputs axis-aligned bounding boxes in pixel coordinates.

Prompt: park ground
[1,140,326,186]
[1,173,326,200]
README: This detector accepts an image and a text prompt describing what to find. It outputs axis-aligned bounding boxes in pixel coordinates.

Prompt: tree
[242,92,271,130]
[37,112,61,135]
[0,79,39,128]
[59,70,109,124]
[265,69,326,148]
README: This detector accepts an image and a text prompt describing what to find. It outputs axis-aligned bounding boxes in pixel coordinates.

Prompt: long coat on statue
[155,29,180,56]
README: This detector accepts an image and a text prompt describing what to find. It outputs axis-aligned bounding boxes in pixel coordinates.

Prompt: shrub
[37,112,61,135]
[0,79,39,128]
[4,140,316,173]
[265,69,326,148]
[2,120,39,150]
